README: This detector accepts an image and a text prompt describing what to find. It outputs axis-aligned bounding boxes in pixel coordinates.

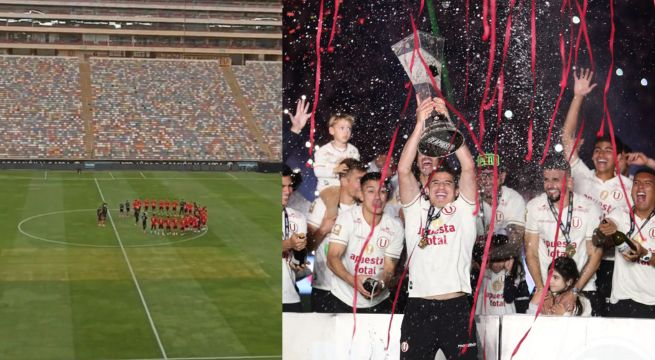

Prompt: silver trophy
[392,31,463,158]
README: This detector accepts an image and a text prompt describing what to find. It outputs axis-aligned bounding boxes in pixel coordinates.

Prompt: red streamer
[464,0,471,104]
[326,0,340,50]
[598,0,616,138]
[308,0,325,158]
[351,125,402,338]
[478,0,497,142]
[525,0,536,161]
[408,15,483,154]
[539,4,574,164]
[482,0,490,41]
[511,174,569,358]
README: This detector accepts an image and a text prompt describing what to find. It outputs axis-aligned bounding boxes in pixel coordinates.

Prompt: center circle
[18,209,208,248]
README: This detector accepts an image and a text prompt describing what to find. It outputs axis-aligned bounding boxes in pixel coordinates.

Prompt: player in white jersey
[397,97,478,360]
[475,153,526,245]
[524,155,603,314]
[313,114,360,192]
[561,68,633,315]
[473,153,529,311]
[307,158,366,312]
[475,234,518,316]
[597,168,655,318]
[327,172,404,312]
[281,166,309,312]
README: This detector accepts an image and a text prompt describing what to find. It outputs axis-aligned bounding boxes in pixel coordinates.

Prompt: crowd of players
[282,69,655,359]
[97,198,208,235]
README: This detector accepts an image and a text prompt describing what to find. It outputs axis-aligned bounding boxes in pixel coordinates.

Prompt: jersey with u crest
[403,194,477,298]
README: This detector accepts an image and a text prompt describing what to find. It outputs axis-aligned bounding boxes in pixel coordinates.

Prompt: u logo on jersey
[571,216,582,229]
[443,205,456,215]
[290,223,298,232]
[377,236,389,249]
[612,190,623,200]
[649,228,655,239]
[495,211,504,222]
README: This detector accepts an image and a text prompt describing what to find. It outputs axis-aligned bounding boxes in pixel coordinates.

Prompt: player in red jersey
[171,216,178,235]
[151,214,157,234]
[172,200,178,214]
[158,216,165,235]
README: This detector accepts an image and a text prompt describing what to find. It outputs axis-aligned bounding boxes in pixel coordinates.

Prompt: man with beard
[524,155,603,314]
[597,168,655,318]
[561,68,633,315]
[397,97,478,359]
[307,158,366,312]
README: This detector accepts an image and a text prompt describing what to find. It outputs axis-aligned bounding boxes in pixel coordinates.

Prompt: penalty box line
[94,178,169,359]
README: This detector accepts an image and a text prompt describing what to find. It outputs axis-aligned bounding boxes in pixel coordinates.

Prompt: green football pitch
[0,170,280,360]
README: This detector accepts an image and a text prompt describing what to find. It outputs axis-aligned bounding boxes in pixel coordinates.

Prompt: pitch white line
[140,171,147,179]
[94,178,168,359]
[109,171,116,180]
[226,173,238,180]
[44,171,47,180]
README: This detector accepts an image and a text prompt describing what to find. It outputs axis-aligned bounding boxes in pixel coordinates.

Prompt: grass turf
[0,170,280,360]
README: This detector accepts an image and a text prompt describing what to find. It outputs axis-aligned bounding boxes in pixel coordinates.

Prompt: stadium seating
[90,58,267,160]
[233,61,282,159]
[0,55,279,161]
[0,56,85,159]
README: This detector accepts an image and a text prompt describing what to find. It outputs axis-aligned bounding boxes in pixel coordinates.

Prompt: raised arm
[562,68,597,162]
[287,97,311,135]
[455,142,476,202]
[398,97,434,204]
[626,152,655,170]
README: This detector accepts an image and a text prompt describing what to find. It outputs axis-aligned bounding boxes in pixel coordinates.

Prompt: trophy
[392,31,463,157]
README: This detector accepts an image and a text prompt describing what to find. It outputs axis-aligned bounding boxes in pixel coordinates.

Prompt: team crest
[377,236,390,249]
[364,243,375,255]
[495,211,504,222]
[290,223,298,232]
[332,224,342,235]
[612,190,623,200]
[401,341,409,353]
[571,216,582,229]
[649,228,655,239]
[492,279,503,292]
[443,205,456,215]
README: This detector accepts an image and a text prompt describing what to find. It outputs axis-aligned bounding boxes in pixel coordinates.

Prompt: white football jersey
[328,206,404,308]
[571,158,632,261]
[475,268,517,315]
[307,198,356,291]
[607,207,655,305]
[403,194,477,298]
[282,207,307,304]
[313,142,360,191]
[476,185,526,238]
[525,193,602,291]
[571,158,633,216]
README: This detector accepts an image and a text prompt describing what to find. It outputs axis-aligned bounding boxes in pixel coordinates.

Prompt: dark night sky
[283,0,655,194]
